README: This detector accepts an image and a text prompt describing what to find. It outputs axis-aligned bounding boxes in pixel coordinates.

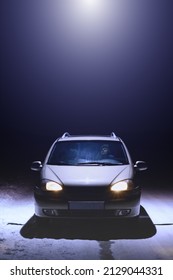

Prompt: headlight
[45,181,63,191]
[111,180,133,192]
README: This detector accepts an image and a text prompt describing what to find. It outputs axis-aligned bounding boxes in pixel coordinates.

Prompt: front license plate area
[69,201,104,210]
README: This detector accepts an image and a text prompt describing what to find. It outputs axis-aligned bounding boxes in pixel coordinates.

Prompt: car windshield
[47,140,129,166]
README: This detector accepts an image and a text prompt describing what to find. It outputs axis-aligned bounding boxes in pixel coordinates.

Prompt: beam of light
[79,0,104,16]
[82,0,101,9]
[71,0,108,24]
[40,0,135,64]
[53,0,118,48]
[49,1,128,37]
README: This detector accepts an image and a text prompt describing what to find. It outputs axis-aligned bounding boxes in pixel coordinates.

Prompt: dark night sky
[1,0,173,183]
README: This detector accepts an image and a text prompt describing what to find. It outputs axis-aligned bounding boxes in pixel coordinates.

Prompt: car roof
[57,132,121,142]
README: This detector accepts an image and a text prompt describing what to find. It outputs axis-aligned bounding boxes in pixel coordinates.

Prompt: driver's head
[101,144,110,155]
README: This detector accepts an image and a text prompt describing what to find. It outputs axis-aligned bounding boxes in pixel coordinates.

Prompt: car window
[47,141,129,165]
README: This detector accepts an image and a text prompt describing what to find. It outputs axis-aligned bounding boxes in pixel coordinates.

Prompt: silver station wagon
[31,132,147,220]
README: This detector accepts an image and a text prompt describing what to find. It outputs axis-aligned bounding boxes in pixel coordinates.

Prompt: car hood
[42,164,133,186]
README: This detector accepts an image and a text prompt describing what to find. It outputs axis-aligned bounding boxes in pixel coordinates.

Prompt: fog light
[43,209,59,216]
[115,209,131,216]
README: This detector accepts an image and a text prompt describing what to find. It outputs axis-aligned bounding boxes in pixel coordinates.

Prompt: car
[31,132,147,221]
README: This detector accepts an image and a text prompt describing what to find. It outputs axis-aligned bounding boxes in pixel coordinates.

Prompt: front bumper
[34,186,141,218]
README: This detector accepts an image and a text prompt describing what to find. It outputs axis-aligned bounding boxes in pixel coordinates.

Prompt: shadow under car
[20,206,156,240]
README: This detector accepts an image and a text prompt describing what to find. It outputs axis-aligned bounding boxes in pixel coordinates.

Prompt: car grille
[63,186,109,201]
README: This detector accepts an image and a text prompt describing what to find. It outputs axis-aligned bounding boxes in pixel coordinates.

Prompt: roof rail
[111,132,116,138]
[61,132,70,138]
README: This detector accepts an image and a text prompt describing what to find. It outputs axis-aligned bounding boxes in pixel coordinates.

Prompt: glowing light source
[74,0,106,20]
[111,181,128,192]
[49,0,128,56]
[46,181,63,191]
[82,0,101,10]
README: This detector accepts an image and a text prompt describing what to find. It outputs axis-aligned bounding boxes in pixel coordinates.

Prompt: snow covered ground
[0,180,173,260]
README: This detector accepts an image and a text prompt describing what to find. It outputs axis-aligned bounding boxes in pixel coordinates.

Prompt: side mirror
[31,161,42,171]
[134,161,147,171]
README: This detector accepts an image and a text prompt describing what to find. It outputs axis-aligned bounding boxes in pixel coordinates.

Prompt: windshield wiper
[77,162,123,166]
[49,161,71,166]
[49,161,125,166]
[77,162,101,165]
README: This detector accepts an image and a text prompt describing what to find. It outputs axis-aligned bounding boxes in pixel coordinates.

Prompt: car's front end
[34,165,141,218]
[31,133,147,219]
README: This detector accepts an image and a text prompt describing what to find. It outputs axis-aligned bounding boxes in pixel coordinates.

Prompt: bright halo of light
[82,0,101,10]
[73,0,106,20]
[49,1,130,54]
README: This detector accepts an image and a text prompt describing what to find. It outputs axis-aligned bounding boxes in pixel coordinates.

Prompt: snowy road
[0,182,173,260]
